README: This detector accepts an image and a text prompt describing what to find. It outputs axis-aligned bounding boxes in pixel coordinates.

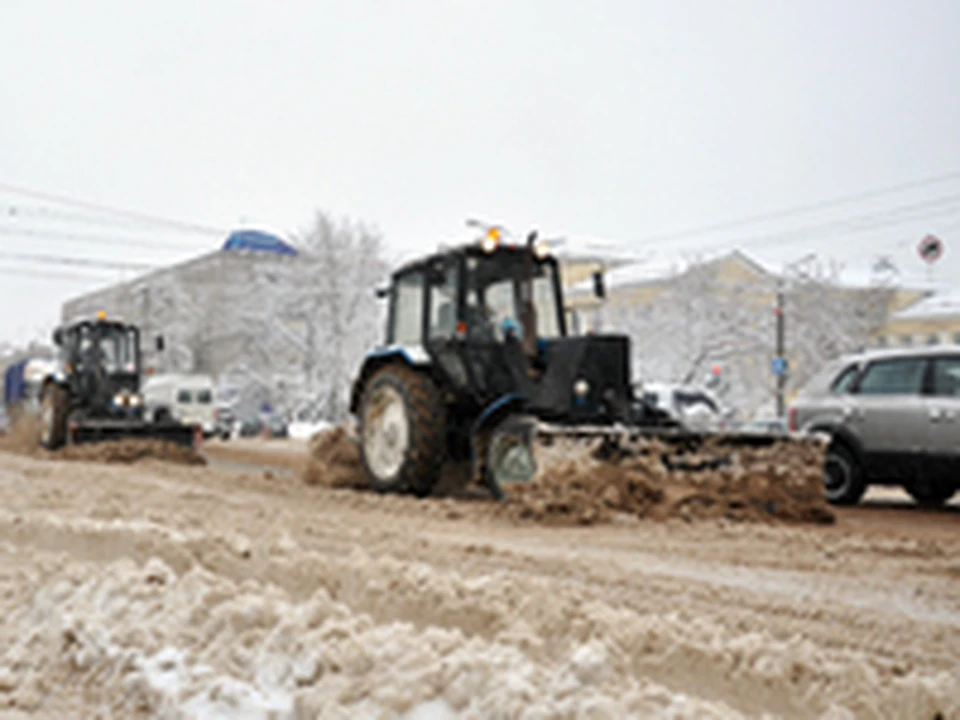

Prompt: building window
[926,333,940,346]
[875,335,888,348]
[900,334,913,347]
[953,332,960,346]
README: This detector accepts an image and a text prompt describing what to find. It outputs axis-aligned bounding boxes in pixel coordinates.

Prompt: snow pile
[0,415,203,466]
[289,421,333,441]
[0,540,956,719]
[511,434,836,526]
[0,549,739,718]
[303,425,367,489]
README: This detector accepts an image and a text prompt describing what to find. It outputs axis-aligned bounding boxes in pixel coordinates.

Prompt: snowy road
[0,447,957,718]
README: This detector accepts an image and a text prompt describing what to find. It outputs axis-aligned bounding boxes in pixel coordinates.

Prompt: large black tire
[358,364,447,497]
[824,442,866,506]
[39,384,69,450]
[905,482,956,508]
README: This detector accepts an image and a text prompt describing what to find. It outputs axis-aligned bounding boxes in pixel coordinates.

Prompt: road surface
[0,442,956,718]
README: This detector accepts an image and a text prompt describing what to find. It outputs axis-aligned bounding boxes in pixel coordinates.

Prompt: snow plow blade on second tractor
[348,224,829,507]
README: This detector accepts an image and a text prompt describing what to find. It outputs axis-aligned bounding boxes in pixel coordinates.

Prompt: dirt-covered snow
[0,445,957,718]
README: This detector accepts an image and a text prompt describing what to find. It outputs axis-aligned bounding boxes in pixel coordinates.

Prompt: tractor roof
[391,241,553,278]
[60,316,137,332]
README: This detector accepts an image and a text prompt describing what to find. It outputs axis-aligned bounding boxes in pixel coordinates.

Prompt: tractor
[38,312,200,450]
[349,223,735,499]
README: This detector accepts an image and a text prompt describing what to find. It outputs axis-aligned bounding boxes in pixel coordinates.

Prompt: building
[61,230,300,416]
[874,291,960,348]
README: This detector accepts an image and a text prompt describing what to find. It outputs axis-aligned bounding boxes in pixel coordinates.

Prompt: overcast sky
[2,0,959,344]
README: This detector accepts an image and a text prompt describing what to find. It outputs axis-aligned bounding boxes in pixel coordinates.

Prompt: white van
[142,373,217,437]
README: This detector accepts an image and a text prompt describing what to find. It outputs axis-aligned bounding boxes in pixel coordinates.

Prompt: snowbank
[288,421,333,441]
[0,536,955,719]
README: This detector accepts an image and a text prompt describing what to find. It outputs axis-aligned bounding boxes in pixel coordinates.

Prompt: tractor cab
[53,313,144,415]
[394,231,631,424]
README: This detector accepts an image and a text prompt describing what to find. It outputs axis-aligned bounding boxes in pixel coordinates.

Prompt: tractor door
[424,257,474,398]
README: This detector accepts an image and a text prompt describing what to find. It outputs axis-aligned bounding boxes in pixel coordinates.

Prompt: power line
[0,250,156,272]
[0,225,209,252]
[665,194,960,260]
[736,194,960,250]
[0,265,115,282]
[0,201,214,235]
[0,180,229,236]
[635,170,960,246]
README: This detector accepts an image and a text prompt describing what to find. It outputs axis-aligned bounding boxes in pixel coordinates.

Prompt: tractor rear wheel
[358,364,447,496]
[39,384,69,450]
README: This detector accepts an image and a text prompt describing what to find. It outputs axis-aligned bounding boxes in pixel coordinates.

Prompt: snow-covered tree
[232,212,390,421]
[604,257,775,419]
[600,252,896,420]
[781,258,895,394]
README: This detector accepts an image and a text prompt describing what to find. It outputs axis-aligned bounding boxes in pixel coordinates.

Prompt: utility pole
[774,285,785,418]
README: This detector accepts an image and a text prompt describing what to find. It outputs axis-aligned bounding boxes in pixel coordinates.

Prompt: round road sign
[918,234,944,264]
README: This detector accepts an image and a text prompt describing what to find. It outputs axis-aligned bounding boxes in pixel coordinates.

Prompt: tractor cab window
[427,261,459,341]
[533,273,561,338]
[98,326,138,374]
[391,271,425,345]
[465,255,564,341]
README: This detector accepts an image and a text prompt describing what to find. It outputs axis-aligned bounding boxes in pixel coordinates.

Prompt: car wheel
[824,443,866,506]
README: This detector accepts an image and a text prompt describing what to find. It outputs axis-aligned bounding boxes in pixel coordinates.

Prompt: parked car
[637,381,724,432]
[237,415,264,438]
[236,412,288,439]
[788,346,960,507]
[213,406,235,440]
[264,414,289,438]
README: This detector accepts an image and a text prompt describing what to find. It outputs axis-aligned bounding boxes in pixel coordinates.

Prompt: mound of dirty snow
[303,425,367,489]
[301,427,835,526]
[0,415,204,466]
[508,435,835,526]
[0,541,955,719]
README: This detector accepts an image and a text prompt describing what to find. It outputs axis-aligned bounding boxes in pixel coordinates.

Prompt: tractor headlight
[573,379,590,398]
[533,239,551,259]
[128,394,142,407]
[113,392,126,407]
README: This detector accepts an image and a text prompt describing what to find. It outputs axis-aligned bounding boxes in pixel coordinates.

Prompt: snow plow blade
[485,420,834,523]
[68,419,201,449]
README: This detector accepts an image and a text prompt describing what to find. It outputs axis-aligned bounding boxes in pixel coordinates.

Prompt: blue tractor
[348,224,697,499]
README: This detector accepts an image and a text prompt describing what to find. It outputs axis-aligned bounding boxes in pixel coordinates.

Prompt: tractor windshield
[465,253,564,341]
[77,324,139,375]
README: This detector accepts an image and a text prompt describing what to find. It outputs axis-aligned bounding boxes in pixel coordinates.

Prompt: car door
[923,354,960,488]
[850,355,929,482]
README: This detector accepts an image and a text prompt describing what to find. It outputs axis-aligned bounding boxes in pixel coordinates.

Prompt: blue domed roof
[221,229,298,256]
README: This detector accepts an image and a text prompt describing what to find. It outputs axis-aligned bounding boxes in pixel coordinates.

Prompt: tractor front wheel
[485,416,538,500]
[39,384,69,450]
[358,364,446,496]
